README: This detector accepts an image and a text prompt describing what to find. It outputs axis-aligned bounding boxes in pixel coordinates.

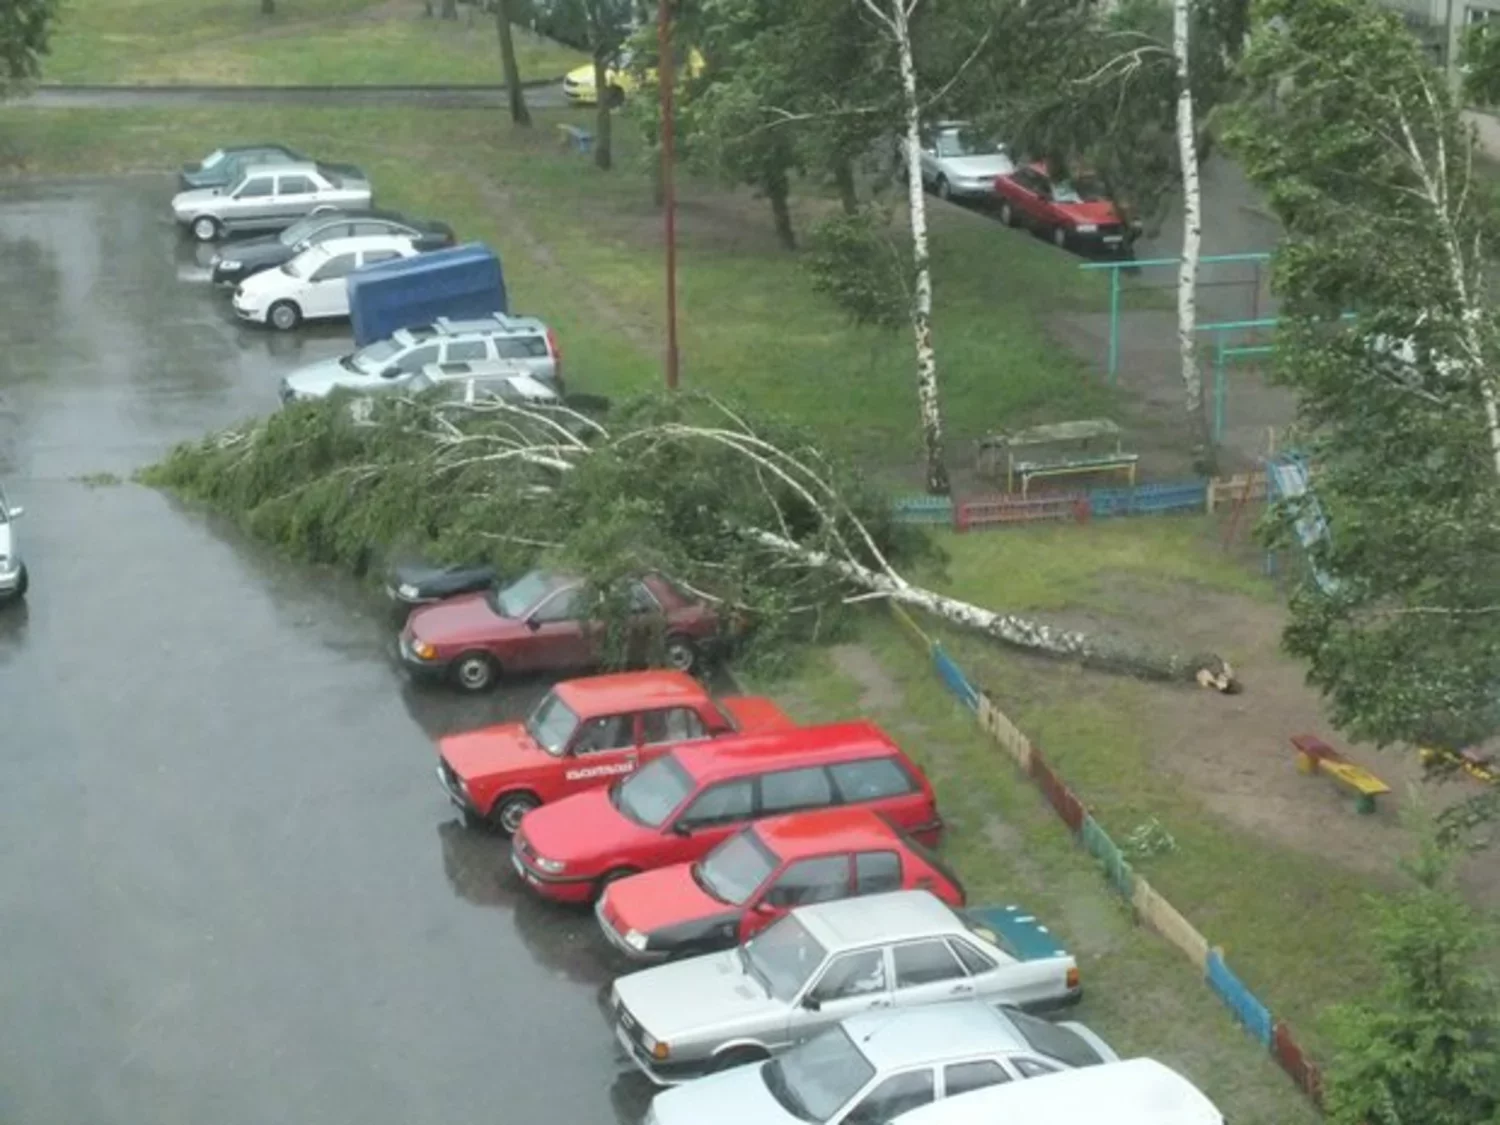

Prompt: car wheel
[607,85,626,108]
[1000,202,1018,227]
[452,651,498,693]
[191,215,221,243]
[1053,226,1069,249]
[936,175,951,201]
[491,792,540,836]
[268,301,302,331]
[662,634,698,673]
[711,1046,769,1074]
[5,565,26,603]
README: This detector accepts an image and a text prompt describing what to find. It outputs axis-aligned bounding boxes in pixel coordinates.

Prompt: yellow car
[561,48,706,107]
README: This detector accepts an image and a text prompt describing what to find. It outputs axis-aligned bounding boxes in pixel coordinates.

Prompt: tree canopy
[0,0,57,84]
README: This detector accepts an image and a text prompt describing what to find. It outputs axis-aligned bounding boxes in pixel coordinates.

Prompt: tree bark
[440,0,458,18]
[891,0,950,496]
[494,0,532,127]
[768,167,796,249]
[593,53,614,171]
[1173,0,1211,468]
[833,156,859,215]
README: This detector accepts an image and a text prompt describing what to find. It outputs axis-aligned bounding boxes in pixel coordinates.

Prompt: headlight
[398,582,419,599]
[412,639,437,660]
[642,1031,670,1060]
[624,929,650,952]
[534,855,567,875]
[1075,223,1099,234]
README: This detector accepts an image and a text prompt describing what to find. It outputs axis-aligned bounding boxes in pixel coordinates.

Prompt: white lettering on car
[564,762,637,781]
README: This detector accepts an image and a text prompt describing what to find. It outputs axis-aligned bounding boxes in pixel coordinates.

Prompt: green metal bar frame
[1212,343,1276,442]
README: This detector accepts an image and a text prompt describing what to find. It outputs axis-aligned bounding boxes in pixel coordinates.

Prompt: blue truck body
[346,242,507,346]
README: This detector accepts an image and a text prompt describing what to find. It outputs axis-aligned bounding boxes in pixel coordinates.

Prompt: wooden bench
[1291,734,1390,814]
[557,123,594,155]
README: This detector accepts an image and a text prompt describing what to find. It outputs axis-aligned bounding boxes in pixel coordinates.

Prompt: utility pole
[657,0,680,390]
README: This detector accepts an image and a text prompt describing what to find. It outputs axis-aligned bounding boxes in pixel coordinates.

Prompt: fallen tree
[142,390,1237,690]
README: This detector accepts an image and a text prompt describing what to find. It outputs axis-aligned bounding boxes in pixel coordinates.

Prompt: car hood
[519,788,650,865]
[614,948,783,1043]
[603,864,738,935]
[172,186,223,211]
[650,1059,792,1125]
[1055,199,1123,225]
[237,266,294,298]
[942,154,1015,180]
[439,722,543,784]
[407,591,509,648]
[218,239,293,269]
[565,64,596,86]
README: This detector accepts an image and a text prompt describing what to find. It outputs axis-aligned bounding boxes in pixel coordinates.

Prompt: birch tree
[1171,0,1204,467]
[1226,0,1500,772]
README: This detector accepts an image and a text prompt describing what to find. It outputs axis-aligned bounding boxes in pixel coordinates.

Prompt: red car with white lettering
[510,721,942,905]
[436,670,794,833]
[595,806,967,961]
[993,162,1136,254]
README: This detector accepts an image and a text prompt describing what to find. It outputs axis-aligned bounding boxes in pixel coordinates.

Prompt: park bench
[1419,744,1497,784]
[557,124,594,155]
[1290,734,1390,815]
[975,418,1139,497]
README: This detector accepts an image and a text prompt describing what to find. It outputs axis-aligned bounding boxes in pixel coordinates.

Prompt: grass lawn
[43,0,587,85]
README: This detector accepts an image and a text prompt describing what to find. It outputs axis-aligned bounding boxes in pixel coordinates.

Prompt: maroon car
[399,570,718,692]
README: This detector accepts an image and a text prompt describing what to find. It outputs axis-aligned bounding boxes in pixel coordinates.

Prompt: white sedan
[232,234,418,331]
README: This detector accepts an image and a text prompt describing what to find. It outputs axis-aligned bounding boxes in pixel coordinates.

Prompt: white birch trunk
[1173,0,1208,455]
[892,0,951,496]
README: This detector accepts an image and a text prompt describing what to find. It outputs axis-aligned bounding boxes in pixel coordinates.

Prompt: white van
[887,1058,1224,1125]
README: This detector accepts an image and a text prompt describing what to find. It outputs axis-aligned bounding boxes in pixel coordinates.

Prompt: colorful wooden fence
[891,605,1324,1110]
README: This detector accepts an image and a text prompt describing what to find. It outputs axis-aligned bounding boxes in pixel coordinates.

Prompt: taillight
[1066,965,1081,990]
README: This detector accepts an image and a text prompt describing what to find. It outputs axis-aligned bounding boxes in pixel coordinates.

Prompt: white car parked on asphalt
[232,234,419,330]
[0,484,27,602]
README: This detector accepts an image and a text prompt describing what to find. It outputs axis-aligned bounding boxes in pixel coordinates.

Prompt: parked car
[387,561,501,609]
[597,808,966,962]
[642,1002,1115,1119]
[436,670,793,833]
[611,890,1086,1086]
[510,722,941,904]
[399,569,717,692]
[917,122,1015,201]
[209,209,455,286]
[171,161,372,243]
[404,361,561,406]
[232,234,420,330]
[887,1058,1225,1125]
[278,314,563,403]
[178,143,307,191]
[562,46,707,106]
[0,485,27,603]
[993,163,1138,253]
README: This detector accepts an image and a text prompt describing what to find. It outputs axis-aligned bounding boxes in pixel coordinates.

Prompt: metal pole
[1214,336,1226,443]
[1107,266,1121,384]
[657,0,680,391]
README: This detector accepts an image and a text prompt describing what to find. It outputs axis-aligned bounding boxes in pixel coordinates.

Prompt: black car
[178,143,308,191]
[385,561,500,610]
[208,210,458,286]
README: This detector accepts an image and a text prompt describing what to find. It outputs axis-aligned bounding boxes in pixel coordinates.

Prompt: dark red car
[510,720,942,905]
[595,806,967,961]
[436,670,794,833]
[399,569,718,693]
[993,163,1135,254]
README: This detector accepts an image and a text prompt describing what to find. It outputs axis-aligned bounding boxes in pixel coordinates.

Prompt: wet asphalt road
[0,177,650,1125]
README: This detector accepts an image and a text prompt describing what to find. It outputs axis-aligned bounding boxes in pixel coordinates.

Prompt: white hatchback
[233,234,418,330]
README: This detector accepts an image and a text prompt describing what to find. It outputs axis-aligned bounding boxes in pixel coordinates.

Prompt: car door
[889,938,976,1010]
[301,252,359,318]
[639,706,709,765]
[853,851,903,897]
[559,713,640,794]
[739,854,853,943]
[917,128,939,186]
[274,172,317,221]
[226,175,275,229]
[837,1068,936,1125]
[512,584,593,673]
[661,778,756,861]
[786,947,892,1042]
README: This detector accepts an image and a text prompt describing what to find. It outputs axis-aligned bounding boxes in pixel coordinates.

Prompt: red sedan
[993,163,1135,254]
[399,570,719,692]
[436,670,794,833]
[595,807,966,961]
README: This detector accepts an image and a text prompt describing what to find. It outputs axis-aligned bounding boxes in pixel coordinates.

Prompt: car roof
[888,1058,1223,1125]
[552,670,709,715]
[315,235,410,256]
[838,1002,1028,1070]
[433,313,546,335]
[753,807,906,858]
[795,889,959,948]
[235,160,319,177]
[673,721,902,783]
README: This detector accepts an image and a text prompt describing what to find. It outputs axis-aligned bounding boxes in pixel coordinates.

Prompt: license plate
[1103,236,1123,244]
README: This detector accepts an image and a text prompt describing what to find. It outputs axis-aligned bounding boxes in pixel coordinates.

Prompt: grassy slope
[43,0,586,85]
[0,106,1335,1123]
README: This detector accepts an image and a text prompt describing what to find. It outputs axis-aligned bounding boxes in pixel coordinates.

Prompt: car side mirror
[525,616,542,632]
[671,821,693,837]
[7,506,22,519]
[801,994,822,1012]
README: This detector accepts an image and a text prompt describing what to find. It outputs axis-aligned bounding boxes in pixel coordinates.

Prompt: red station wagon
[596,806,967,961]
[436,670,794,833]
[510,721,942,905]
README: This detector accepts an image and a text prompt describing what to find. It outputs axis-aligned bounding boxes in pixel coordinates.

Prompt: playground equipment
[1265,451,1341,595]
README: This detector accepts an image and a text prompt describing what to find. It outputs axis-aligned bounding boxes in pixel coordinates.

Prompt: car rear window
[1003,1007,1106,1068]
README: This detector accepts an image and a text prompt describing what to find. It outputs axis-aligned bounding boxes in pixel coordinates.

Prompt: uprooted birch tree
[1226,0,1500,790]
[143,389,1237,690]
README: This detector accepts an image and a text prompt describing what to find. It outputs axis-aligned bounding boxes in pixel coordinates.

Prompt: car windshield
[1004,1007,1105,1067]
[610,755,693,828]
[488,570,560,619]
[742,915,827,1002]
[760,1027,874,1124]
[695,828,778,906]
[1051,177,1106,204]
[525,692,580,757]
[201,148,226,169]
[936,128,1003,159]
[283,252,319,279]
[349,339,403,372]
